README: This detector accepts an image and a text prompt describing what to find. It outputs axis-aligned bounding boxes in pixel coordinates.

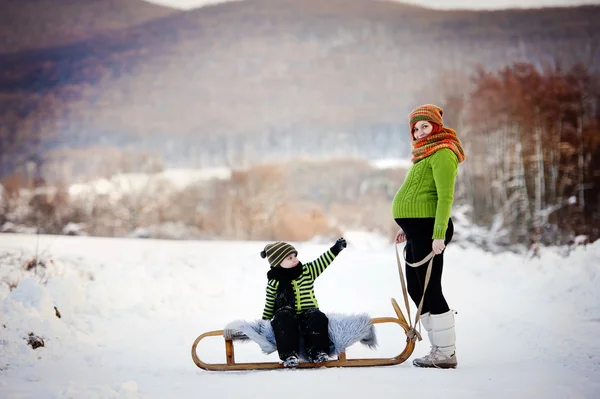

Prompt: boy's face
[279,253,299,269]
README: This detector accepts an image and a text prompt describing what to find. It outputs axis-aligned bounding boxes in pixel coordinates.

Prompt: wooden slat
[225,338,234,365]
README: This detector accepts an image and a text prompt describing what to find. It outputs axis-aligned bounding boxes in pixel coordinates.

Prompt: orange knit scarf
[411,127,466,164]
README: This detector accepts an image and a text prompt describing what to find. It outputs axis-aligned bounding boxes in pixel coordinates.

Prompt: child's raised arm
[304,237,346,280]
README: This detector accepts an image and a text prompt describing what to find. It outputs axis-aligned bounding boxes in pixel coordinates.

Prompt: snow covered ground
[0,232,599,398]
[68,167,232,200]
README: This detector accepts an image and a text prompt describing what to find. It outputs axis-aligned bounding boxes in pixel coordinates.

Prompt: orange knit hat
[408,104,444,133]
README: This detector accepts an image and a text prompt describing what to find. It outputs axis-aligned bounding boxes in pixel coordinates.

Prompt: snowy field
[0,232,599,399]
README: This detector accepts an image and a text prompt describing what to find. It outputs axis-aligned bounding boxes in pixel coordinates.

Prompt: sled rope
[395,244,435,341]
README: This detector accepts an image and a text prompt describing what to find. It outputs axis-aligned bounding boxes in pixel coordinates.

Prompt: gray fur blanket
[223,313,377,361]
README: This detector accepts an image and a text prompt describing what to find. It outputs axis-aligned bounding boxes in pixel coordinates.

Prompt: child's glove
[331,237,347,254]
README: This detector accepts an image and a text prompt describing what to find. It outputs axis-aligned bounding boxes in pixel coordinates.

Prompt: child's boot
[312,351,329,363]
[282,354,299,368]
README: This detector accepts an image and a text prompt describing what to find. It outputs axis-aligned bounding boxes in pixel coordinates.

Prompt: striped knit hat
[408,104,444,133]
[260,241,298,268]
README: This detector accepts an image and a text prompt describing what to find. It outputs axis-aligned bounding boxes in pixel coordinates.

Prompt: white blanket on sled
[223,313,378,360]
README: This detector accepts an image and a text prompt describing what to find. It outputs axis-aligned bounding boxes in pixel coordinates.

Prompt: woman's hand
[432,238,446,254]
[395,228,407,244]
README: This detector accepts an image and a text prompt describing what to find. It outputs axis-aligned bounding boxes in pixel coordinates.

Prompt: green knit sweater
[392,148,458,239]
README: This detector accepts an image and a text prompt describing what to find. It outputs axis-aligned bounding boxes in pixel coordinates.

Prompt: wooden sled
[191,298,418,371]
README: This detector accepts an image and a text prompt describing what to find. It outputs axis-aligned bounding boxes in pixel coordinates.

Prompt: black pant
[271,307,329,360]
[395,218,454,315]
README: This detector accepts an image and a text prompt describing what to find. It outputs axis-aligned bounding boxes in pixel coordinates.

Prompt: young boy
[260,237,347,367]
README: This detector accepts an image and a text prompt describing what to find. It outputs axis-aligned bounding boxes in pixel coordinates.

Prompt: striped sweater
[261,249,337,320]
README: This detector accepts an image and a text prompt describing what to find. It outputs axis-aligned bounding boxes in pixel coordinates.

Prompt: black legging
[271,307,330,360]
[395,218,454,315]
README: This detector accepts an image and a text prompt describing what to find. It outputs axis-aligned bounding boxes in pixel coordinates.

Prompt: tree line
[453,62,599,251]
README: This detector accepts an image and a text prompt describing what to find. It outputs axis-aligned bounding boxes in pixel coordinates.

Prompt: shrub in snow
[62,223,87,236]
[1,222,38,234]
[127,227,150,239]
[0,251,62,297]
[1,221,15,232]
[26,333,44,349]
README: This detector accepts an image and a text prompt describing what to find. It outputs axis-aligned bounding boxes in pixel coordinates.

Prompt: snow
[343,231,390,251]
[0,232,599,398]
[68,168,231,199]
[368,158,412,170]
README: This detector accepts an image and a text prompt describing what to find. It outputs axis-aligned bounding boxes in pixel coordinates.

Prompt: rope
[395,244,436,342]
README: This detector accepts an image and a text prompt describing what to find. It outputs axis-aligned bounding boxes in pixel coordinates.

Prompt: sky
[146,0,600,10]
[1,230,599,398]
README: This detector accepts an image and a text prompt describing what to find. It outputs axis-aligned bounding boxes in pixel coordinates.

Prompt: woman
[393,104,466,369]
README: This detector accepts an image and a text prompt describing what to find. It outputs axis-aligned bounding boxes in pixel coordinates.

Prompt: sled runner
[191,297,418,371]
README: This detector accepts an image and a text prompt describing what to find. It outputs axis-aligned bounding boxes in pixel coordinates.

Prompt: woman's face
[412,120,434,140]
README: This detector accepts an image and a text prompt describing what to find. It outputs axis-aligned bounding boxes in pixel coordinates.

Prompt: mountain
[1,0,599,180]
[0,0,178,54]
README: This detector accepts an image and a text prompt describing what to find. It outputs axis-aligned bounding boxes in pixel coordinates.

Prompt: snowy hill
[0,233,599,398]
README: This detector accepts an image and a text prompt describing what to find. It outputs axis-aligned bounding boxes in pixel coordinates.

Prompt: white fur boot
[412,310,457,369]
